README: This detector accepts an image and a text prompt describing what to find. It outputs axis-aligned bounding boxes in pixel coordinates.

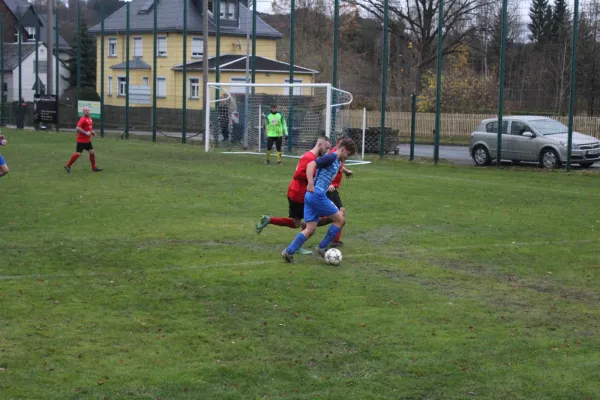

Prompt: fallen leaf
[361,323,366,328]
[184,387,189,392]
[305,316,311,321]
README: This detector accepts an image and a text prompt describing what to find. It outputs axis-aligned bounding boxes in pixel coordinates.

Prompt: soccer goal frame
[204,82,369,164]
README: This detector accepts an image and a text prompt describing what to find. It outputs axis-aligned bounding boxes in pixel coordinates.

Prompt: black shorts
[288,196,304,220]
[266,136,283,152]
[76,142,94,153]
[327,188,343,209]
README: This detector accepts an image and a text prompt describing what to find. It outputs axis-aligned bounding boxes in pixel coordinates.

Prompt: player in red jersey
[255,136,331,254]
[326,137,354,246]
[64,107,103,173]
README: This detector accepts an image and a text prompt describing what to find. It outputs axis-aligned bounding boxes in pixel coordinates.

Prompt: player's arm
[306,161,317,192]
[292,158,310,181]
[342,166,353,178]
[281,113,288,136]
[76,121,91,136]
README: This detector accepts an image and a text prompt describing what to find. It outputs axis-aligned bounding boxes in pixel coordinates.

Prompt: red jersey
[287,151,318,203]
[76,116,93,143]
[330,147,344,188]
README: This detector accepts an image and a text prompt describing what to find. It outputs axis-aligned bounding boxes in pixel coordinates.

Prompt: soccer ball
[324,248,342,266]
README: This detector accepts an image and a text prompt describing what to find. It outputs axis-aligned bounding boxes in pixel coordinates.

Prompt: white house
[2,42,70,102]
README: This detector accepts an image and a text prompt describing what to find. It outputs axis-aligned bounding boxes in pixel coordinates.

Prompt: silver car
[469,116,600,168]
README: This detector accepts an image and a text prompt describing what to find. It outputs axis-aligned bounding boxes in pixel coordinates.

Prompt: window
[227,2,235,18]
[108,38,117,57]
[219,0,237,19]
[118,77,127,96]
[189,78,200,99]
[486,121,508,135]
[133,37,143,57]
[208,1,214,13]
[156,77,167,97]
[108,76,113,96]
[284,79,303,95]
[192,37,203,58]
[157,37,167,57]
[510,121,529,136]
[230,77,246,93]
[26,27,37,41]
[37,61,47,73]
[142,77,149,86]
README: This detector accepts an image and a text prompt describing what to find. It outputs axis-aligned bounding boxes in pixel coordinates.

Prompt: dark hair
[271,104,277,108]
[338,137,356,155]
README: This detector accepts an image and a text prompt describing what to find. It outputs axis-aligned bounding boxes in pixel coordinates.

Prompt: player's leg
[281,193,320,262]
[0,154,8,177]
[88,144,103,172]
[275,137,283,165]
[265,137,274,164]
[256,197,302,234]
[312,196,344,257]
[65,143,85,172]
[328,189,345,247]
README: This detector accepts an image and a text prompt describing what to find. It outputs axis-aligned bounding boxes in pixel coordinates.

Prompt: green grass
[1,128,599,399]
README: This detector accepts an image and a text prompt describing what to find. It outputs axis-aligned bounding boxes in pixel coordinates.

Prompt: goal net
[205,82,363,161]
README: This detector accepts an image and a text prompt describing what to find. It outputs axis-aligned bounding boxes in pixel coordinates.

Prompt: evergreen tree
[528,0,553,44]
[550,0,570,42]
[64,20,97,91]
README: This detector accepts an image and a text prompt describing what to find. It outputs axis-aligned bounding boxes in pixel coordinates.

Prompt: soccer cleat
[281,249,294,263]
[93,167,103,172]
[297,247,312,255]
[265,160,270,164]
[64,165,71,173]
[277,161,282,165]
[256,215,270,234]
[329,240,344,248]
[314,246,327,259]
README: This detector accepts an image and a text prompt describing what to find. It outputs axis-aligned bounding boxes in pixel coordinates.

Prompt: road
[396,144,600,170]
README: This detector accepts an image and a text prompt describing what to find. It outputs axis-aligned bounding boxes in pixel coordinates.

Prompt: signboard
[129,85,151,105]
[33,94,58,124]
[78,100,101,119]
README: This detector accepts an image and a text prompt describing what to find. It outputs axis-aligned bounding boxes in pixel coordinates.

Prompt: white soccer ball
[324,248,342,266]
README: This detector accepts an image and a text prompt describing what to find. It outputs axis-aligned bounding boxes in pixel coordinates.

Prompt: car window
[529,119,568,135]
[511,121,530,136]
[485,121,508,134]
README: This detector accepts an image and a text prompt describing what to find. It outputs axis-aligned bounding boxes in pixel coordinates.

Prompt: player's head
[270,104,278,113]
[83,107,90,117]
[314,135,331,156]
[336,137,356,161]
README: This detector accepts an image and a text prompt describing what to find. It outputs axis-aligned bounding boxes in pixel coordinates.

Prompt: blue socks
[286,232,308,255]
[319,225,341,250]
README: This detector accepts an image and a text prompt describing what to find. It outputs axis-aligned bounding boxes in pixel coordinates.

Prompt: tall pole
[379,0,389,158]
[152,0,158,142]
[18,10,22,102]
[288,0,295,152]
[54,6,59,131]
[100,6,105,137]
[35,16,39,96]
[496,0,508,168]
[77,2,81,102]
[0,20,4,125]
[125,1,130,139]
[433,0,444,164]
[332,0,339,137]
[202,0,209,128]
[567,0,580,171]
[182,0,188,144]
[243,2,250,148]
[251,0,257,84]
[215,0,221,101]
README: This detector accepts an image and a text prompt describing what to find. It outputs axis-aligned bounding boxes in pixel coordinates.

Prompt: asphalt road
[396,144,600,170]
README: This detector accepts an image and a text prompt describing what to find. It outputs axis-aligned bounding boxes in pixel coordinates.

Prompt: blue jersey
[313,152,341,193]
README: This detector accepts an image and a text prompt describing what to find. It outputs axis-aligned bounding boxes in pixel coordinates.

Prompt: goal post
[204,82,362,159]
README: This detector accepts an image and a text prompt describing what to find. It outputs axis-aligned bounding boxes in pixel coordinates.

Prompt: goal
[205,82,360,159]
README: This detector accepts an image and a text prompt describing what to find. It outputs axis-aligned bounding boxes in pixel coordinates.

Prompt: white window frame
[26,27,36,41]
[133,37,143,57]
[284,78,303,95]
[108,38,117,57]
[142,77,149,87]
[227,2,235,18]
[189,77,200,99]
[192,37,203,58]
[230,77,247,94]
[118,76,127,96]
[107,76,113,96]
[157,36,167,57]
[156,77,167,98]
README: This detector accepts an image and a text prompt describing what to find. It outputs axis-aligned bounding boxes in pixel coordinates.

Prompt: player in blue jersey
[0,133,8,178]
[281,137,356,262]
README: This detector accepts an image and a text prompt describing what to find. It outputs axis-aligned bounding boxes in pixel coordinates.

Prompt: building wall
[8,43,70,102]
[0,2,30,43]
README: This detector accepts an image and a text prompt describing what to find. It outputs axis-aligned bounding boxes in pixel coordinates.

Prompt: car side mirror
[522,131,534,138]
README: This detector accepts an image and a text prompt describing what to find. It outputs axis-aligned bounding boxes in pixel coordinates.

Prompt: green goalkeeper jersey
[266,112,288,137]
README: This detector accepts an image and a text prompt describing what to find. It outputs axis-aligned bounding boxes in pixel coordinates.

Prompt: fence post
[0,20,4,126]
[18,10,22,103]
[216,0,220,101]
[77,2,81,102]
[251,0,256,85]
[55,7,60,131]
[35,16,39,98]
[332,0,339,135]
[567,0,580,171]
[100,5,105,138]
[288,0,295,152]
[379,0,389,158]
[433,0,444,164]
[410,93,416,161]
[125,1,130,139]
[496,0,508,168]
[152,0,157,142]
[182,0,187,144]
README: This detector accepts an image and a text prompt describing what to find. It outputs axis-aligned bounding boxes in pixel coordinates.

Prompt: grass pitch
[1,129,599,399]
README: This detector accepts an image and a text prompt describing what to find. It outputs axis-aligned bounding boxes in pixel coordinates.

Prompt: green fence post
[18,10,22,102]
[0,20,4,126]
[55,7,60,131]
[379,0,389,158]
[182,0,187,144]
[410,93,416,161]
[152,0,157,142]
[496,0,508,168]
[35,16,39,97]
[125,1,130,139]
[433,0,444,164]
[100,6,105,137]
[251,0,256,85]
[77,2,81,102]
[216,0,221,102]
[567,0,580,172]
[331,0,339,137]
[288,0,295,152]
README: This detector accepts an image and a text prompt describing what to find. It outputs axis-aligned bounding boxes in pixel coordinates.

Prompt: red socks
[270,217,298,228]
[90,154,96,169]
[66,153,80,167]
[334,228,342,242]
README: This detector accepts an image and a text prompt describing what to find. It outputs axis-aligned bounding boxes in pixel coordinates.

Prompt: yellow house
[89,0,318,109]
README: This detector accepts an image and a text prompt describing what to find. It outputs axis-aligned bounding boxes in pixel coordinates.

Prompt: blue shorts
[0,153,5,166]
[304,189,339,222]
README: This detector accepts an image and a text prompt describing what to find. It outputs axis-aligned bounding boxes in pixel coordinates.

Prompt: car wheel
[539,148,560,169]
[473,146,491,166]
[579,162,595,168]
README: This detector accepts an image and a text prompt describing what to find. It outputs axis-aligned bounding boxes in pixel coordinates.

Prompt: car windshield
[529,119,568,135]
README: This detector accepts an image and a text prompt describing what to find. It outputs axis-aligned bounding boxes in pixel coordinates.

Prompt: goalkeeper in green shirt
[264,104,288,164]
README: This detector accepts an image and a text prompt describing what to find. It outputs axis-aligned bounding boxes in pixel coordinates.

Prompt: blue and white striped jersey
[313,152,341,193]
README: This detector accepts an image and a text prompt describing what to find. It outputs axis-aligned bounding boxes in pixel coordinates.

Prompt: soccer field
[1,129,599,399]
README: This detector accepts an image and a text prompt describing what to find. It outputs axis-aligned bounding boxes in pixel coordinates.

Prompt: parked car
[469,116,600,168]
